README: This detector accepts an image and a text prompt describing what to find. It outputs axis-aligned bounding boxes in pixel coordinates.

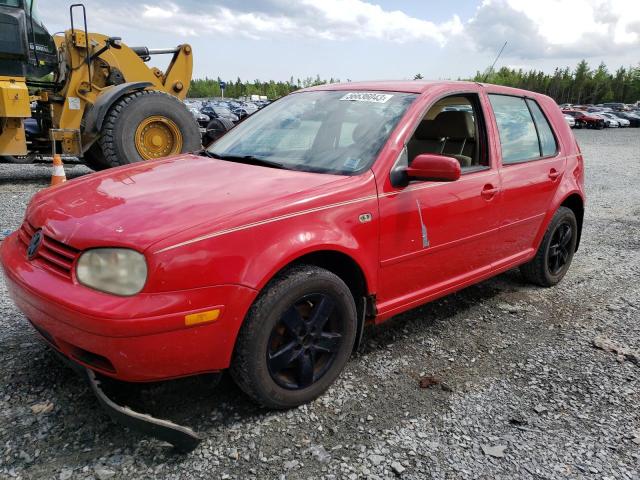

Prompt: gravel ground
[0,129,639,480]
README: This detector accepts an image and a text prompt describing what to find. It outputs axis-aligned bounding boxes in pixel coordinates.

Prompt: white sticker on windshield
[339,92,394,103]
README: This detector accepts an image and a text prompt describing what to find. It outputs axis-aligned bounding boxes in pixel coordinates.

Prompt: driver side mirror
[407,154,461,182]
[391,153,461,187]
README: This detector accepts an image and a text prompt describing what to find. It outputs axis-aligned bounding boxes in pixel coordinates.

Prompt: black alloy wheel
[547,222,572,275]
[267,293,343,390]
[230,265,357,409]
[520,206,578,287]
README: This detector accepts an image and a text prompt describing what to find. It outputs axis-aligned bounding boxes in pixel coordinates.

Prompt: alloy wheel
[267,293,343,390]
[548,222,573,275]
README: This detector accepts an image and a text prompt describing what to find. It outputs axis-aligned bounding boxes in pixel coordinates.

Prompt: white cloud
[37,0,640,78]
[469,0,640,59]
[142,4,177,20]
[133,0,463,44]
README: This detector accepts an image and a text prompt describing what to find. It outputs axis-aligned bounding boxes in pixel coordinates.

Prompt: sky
[38,0,640,82]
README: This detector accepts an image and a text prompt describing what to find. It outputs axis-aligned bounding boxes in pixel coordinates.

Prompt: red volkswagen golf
[2,81,584,409]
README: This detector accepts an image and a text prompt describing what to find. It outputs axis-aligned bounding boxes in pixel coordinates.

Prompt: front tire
[521,206,578,287]
[99,90,201,168]
[230,265,357,409]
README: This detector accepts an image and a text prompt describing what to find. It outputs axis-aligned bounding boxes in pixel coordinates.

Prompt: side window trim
[524,99,544,158]
[525,97,560,159]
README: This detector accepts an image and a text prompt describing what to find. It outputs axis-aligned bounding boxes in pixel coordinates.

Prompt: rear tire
[230,265,357,409]
[99,90,201,168]
[520,206,577,287]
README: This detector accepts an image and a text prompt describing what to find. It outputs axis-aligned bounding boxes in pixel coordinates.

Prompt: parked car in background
[188,107,210,128]
[610,111,640,127]
[201,103,240,124]
[254,100,271,109]
[231,103,259,120]
[593,114,619,128]
[562,110,605,129]
[601,102,626,111]
[1,81,585,410]
[600,112,629,127]
[184,100,203,110]
[564,114,576,128]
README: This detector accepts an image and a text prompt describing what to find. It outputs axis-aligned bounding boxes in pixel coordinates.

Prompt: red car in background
[562,109,605,129]
[1,81,585,410]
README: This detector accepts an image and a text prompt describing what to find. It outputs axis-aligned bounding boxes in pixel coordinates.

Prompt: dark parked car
[232,102,259,120]
[610,112,640,127]
[187,107,210,128]
[201,103,239,124]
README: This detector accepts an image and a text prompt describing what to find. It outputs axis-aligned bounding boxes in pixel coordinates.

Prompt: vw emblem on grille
[27,229,43,260]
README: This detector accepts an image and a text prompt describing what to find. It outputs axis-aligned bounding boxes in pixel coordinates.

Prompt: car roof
[297,80,549,99]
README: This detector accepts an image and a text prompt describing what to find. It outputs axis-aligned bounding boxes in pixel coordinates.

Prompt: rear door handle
[481,184,500,199]
[548,168,562,180]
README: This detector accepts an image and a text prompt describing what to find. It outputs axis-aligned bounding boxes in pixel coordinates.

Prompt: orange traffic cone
[51,154,67,186]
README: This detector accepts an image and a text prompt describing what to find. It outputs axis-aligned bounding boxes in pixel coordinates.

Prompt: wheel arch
[83,82,153,136]
[256,248,373,352]
[560,193,584,251]
[290,250,369,300]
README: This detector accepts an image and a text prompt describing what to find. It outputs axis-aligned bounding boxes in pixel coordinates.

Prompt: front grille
[17,222,80,279]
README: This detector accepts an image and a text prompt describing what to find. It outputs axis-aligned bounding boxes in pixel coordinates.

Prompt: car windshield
[207,90,417,175]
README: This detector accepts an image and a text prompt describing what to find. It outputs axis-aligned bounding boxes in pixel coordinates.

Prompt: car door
[375,91,502,315]
[487,94,567,267]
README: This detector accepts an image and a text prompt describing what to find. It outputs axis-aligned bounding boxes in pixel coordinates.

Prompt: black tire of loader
[83,143,110,171]
[98,90,201,168]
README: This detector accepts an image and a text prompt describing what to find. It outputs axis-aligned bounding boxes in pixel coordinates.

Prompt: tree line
[187,75,339,99]
[471,60,640,104]
[188,60,640,104]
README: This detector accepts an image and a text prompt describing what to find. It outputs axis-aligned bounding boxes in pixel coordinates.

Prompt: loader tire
[83,143,109,171]
[98,90,201,168]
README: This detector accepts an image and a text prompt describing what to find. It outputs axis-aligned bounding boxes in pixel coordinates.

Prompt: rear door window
[490,95,560,164]
[489,95,540,164]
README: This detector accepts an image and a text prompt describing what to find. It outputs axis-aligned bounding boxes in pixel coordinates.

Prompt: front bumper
[1,232,257,382]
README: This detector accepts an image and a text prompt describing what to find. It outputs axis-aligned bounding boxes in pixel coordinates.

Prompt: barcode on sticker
[339,92,393,103]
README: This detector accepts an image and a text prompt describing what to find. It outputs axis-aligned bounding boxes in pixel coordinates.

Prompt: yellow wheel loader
[0,1,201,170]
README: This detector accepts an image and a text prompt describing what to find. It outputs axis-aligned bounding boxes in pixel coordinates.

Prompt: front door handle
[548,168,561,180]
[481,184,500,199]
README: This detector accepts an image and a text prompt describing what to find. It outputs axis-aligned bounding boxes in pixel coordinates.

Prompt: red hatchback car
[2,81,585,409]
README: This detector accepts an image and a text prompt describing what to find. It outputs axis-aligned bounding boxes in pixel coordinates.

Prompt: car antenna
[482,41,508,83]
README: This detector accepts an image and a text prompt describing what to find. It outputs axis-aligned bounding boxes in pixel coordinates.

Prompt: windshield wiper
[202,151,286,170]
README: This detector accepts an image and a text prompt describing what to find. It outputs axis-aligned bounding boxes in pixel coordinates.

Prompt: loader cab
[0,0,57,78]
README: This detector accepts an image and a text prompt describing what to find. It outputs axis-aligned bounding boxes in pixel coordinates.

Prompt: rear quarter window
[526,99,558,157]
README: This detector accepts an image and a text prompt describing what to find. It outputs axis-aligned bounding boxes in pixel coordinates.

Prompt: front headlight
[76,248,147,296]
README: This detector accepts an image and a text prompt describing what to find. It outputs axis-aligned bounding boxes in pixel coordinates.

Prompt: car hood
[28,154,363,252]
